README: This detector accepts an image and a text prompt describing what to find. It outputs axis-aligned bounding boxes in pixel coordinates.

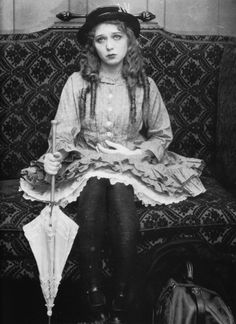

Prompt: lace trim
[20,170,201,207]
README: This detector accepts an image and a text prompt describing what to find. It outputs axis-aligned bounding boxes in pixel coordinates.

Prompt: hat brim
[77,12,140,46]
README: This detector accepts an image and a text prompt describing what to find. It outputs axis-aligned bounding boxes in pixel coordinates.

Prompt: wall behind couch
[0,0,236,36]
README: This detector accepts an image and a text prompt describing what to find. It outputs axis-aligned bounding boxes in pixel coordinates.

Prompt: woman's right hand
[44,152,63,175]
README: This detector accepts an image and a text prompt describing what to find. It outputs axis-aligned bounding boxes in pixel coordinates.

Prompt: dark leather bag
[152,262,235,324]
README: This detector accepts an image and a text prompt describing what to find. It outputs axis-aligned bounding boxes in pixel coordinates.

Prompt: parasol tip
[47,309,52,324]
[46,300,54,323]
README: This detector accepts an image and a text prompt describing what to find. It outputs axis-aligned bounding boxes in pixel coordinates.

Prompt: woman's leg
[76,177,108,295]
[107,183,140,303]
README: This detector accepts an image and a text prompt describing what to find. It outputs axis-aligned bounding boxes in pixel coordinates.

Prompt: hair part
[79,20,150,124]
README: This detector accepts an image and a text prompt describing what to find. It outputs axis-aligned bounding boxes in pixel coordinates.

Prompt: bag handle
[186,262,206,324]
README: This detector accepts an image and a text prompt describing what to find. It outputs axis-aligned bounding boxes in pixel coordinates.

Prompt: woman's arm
[40,73,83,174]
[47,73,82,156]
[136,77,173,162]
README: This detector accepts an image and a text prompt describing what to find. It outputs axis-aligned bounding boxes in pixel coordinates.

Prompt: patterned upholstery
[0,26,236,279]
[216,44,236,189]
[1,28,233,180]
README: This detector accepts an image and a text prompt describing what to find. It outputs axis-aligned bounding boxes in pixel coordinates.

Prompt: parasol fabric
[23,204,79,318]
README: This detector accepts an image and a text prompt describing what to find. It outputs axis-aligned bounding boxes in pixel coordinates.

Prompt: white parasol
[23,120,79,324]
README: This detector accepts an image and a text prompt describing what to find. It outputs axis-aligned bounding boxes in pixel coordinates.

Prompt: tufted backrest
[0,26,232,180]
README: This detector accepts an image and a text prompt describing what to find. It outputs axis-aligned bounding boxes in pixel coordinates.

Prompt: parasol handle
[50,120,58,206]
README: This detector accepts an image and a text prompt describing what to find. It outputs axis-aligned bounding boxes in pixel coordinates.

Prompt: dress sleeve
[47,73,82,154]
[138,77,173,161]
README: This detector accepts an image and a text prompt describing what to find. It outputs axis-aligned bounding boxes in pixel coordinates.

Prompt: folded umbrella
[23,120,79,324]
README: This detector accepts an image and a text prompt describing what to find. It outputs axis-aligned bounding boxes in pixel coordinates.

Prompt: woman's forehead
[94,23,122,36]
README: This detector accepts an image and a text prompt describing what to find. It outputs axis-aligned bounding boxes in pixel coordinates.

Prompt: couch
[0,22,236,323]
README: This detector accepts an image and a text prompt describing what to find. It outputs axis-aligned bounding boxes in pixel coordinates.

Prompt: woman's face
[93,23,128,69]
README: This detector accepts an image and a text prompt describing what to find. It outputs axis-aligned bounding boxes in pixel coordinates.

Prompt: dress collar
[99,71,125,85]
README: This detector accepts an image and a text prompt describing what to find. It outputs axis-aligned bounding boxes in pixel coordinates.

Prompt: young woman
[21,5,205,324]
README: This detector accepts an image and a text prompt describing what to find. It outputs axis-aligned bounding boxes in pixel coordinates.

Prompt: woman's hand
[44,152,63,175]
[96,140,143,156]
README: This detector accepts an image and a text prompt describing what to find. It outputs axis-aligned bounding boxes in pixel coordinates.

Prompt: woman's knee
[77,177,109,219]
[85,177,109,190]
[79,177,108,199]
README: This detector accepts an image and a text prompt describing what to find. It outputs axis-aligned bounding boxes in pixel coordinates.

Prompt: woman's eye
[113,35,122,40]
[96,37,105,43]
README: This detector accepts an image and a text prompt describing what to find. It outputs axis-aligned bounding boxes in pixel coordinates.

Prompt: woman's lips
[106,54,116,58]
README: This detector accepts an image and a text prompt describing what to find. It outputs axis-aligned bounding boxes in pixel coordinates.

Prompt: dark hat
[77,6,140,46]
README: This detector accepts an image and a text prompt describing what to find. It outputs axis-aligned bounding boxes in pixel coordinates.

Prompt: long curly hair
[79,20,150,124]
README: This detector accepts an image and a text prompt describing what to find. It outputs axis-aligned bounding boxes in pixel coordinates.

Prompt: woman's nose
[106,38,114,50]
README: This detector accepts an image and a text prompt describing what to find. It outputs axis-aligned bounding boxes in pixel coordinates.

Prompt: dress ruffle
[20,149,206,207]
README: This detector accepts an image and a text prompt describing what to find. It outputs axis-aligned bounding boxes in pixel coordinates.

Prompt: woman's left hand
[97,140,142,156]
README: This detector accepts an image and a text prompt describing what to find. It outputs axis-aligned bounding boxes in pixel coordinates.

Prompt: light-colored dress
[20,71,206,207]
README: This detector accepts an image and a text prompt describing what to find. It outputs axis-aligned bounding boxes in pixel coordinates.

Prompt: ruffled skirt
[20,149,206,207]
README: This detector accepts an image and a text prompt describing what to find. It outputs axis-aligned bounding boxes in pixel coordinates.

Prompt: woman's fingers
[105,140,122,149]
[97,141,142,156]
[44,166,60,175]
[44,153,62,175]
[97,142,128,155]
[97,143,113,153]
[45,153,55,162]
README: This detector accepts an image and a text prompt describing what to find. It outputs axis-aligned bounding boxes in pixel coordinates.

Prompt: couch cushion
[0,176,235,279]
[0,29,233,180]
